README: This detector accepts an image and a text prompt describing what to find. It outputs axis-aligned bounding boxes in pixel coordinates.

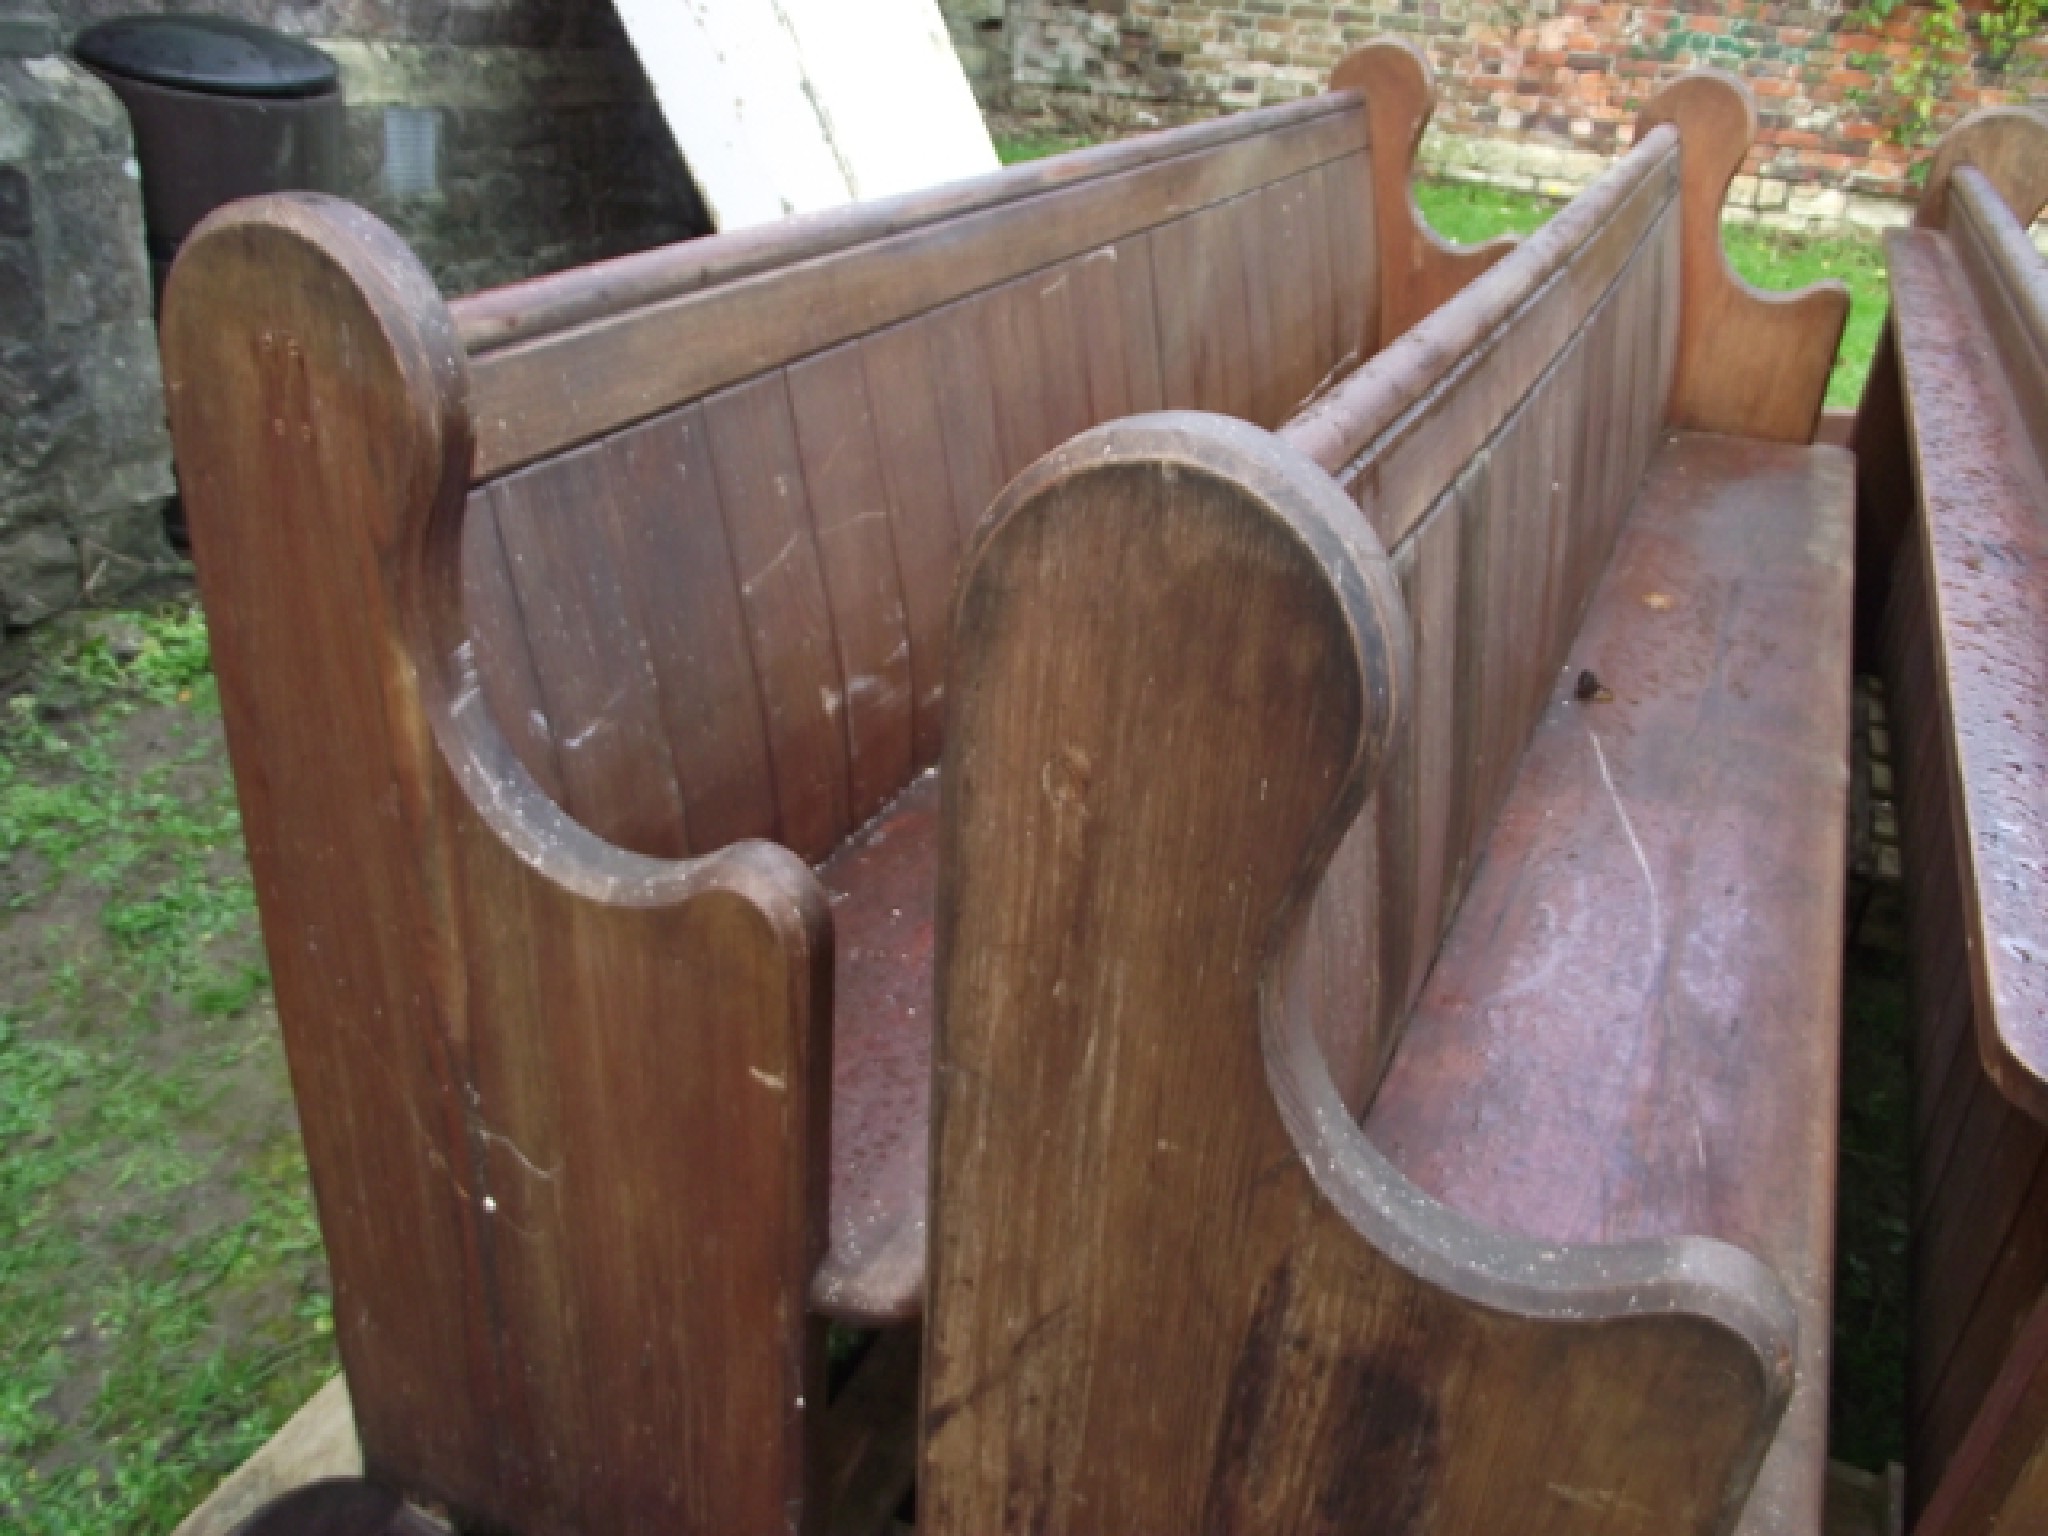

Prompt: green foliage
[992,128,1097,165]
[1848,0,2045,146]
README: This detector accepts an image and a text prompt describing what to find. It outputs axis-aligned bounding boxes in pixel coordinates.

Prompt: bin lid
[73,15,338,99]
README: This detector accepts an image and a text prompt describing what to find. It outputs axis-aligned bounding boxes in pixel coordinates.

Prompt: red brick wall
[982,1,2046,207]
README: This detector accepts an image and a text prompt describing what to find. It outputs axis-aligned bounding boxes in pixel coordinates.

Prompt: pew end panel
[163,196,834,1536]
[1636,72,1850,444]
[1333,38,1516,343]
[924,414,1799,1536]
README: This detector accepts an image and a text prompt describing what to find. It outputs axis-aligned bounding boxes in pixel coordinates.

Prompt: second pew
[925,70,1852,1536]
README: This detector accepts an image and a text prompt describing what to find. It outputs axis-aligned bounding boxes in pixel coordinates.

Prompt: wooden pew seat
[814,773,940,1323]
[1368,430,1853,1535]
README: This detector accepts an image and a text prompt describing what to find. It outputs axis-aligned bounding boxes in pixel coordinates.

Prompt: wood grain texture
[1635,72,1849,443]
[1281,123,1680,546]
[1883,223,2048,1121]
[1276,121,1679,1120]
[1912,104,2048,232]
[1330,38,1515,347]
[163,195,833,1536]
[1868,164,2048,1530]
[1369,432,1855,1536]
[810,773,939,1324]
[925,413,1798,1536]
[1883,534,2048,1532]
[452,91,1363,356]
[465,108,1367,478]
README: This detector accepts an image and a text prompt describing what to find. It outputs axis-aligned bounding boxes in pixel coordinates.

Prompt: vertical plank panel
[1405,500,1461,978]
[1318,156,1363,380]
[702,373,853,860]
[1073,246,1135,424]
[1448,455,1492,883]
[1306,803,1383,1117]
[602,405,780,852]
[1232,192,1280,426]
[1376,536,1422,1026]
[1260,174,1319,416]
[787,344,916,826]
[1033,259,1096,450]
[862,319,966,768]
[1150,202,1253,418]
[462,493,567,804]
[489,447,692,857]
[925,296,1008,545]
[982,275,1058,479]
[1117,231,1167,414]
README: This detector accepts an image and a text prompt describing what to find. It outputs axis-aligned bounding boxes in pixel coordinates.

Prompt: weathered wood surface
[1883,192,2048,1123]
[924,414,1799,1536]
[1369,432,1854,1536]
[924,67,1851,1536]
[1857,108,2048,1536]
[165,198,831,1536]
[1912,105,2048,233]
[1636,72,1849,443]
[165,42,1518,1532]
[811,774,939,1323]
[1280,121,1680,1108]
[1330,38,1513,344]
[453,40,1496,481]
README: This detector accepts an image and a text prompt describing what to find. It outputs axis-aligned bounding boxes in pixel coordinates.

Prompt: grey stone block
[0,525,78,627]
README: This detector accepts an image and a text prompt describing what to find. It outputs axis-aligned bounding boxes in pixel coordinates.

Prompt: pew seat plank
[813,772,941,1324]
[1367,430,1853,1536]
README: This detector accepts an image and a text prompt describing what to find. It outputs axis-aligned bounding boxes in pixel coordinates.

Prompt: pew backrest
[159,41,1503,1536]
[925,69,1847,1536]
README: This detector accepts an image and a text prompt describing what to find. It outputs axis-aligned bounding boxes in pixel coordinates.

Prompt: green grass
[1415,177,1889,410]
[993,129,1098,166]
[0,605,334,1535]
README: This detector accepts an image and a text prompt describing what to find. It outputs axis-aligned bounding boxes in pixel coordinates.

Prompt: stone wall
[1,38,176,626]
[50,0,707,295]
[947,0,2048,227]
[3,0,707,629]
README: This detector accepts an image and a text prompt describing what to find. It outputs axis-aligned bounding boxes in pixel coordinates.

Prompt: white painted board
[611,0,1000,230]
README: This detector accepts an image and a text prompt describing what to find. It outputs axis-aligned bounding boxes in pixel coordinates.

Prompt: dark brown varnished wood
[925,415,1801,1536]
[164,197,830,1536]
[811,774,939,1325]
[924,72,1851,1531]
[164,50,1853,1536]
[1858,108,2048,1535]
[1331,38,1514,345]
[1369,432,1854,1536]
[1635,73,1849,444]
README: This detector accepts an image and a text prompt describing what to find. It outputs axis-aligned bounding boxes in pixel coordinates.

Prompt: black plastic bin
[73,14,344,301]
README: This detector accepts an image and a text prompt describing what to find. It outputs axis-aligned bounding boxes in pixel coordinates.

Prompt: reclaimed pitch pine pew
[1852,107,2048,1536]
[160,39,1506,1536]
[926,69,1853,1536]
